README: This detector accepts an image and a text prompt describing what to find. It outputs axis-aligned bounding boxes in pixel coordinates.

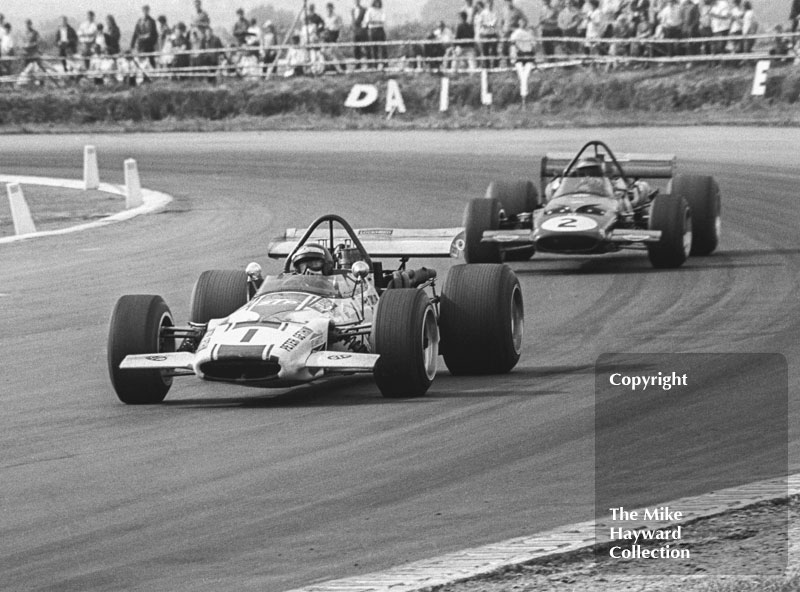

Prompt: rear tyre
[463,197,501,264]
[440,264,523,375]
[647,194,692,269]
[189,270,249,324]
[108,295,175,404]
[486,181,538,261]
[372,289,438,398]
[671,174,721,256]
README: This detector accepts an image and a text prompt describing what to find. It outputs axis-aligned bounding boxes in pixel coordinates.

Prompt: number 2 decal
[557,217,578,228]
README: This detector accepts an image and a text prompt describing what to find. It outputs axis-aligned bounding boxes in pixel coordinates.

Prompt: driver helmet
[292,244,334,275]
[572,156,604,177]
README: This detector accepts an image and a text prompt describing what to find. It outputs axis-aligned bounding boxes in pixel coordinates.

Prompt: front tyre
[440,264,523,375]
[372,289,438,398]
[189,270,249,324]
[671,174,721,256]
[463,197,501,264]
[108,295,175,404]
[647,194,691,269]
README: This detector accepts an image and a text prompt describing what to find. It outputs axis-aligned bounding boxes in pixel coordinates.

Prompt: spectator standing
[55,17,78,69]
[246,17,262,54]
[0,22,13,77]
[709,0,730,53]
[585,0,604,54]
[78,11,99,67]
[631,0,650,23]
[741,1,756,52]
[233,8,250,45]
[509,22,536,62]
[105,16,121,55]
[454,10,477,70]
[462,0,477,25]
[501,0,528,63]
[658,0,683,55]
[323,3,343,42]
[728,0,743,52]
[475,0,501,68]
[306,4,326,33]
[559,1,583,54]
[791,0,800,34]
[539,0,561,56]
[698,0,713,53]
[131,5,158,66]
[260,21,278,66]
[364,0,387,68]
[157,15,171,50]
[351,0,368,66]
[192,0,211,36]
[21,19,41,67]
[679,0,700,54]
[172,22,191,74]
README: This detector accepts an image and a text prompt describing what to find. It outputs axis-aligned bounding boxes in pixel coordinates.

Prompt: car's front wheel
[107,294,175,404]
[372,289,438,398]
[463,197,502,264]
[647,194,691,269]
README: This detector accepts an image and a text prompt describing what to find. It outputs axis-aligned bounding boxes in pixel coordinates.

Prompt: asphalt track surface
[0,129,797,591]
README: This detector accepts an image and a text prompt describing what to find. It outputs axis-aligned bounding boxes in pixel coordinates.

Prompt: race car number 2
[541,215,597,232]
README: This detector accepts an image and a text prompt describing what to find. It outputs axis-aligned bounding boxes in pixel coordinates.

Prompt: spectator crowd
[0,0,795,83]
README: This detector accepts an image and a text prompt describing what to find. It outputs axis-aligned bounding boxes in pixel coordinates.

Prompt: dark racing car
[462,140,721,268]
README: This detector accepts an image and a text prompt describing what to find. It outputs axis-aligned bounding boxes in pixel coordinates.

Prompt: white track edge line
[0,174,172,244]
[283,473,800,592]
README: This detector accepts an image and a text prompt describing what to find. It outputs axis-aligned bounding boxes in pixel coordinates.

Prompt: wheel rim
[715,215,721,241]
[157,311,175,387]
[510,284,524,355]
[682,211,692,258]
[421,307,438,381]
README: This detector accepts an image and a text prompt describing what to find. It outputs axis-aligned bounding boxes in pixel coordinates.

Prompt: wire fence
[1,31,798,87]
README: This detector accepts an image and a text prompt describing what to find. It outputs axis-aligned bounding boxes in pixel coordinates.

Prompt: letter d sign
[345,84,379,109]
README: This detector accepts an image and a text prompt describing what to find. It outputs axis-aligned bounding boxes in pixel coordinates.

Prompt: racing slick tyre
[485,180,539,215]
[189,270,249,324]
[372,289,439,398]
[647,194,692,269]
[108,295,175,404]
[485,180,538,261]
[670,174,721,256]
[463,197,501,264]
[440,264,523,375]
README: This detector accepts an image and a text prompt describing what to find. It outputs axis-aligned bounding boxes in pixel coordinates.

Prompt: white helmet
[292,244,334,275]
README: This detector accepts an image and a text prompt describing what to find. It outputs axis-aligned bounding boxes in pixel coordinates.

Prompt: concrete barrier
[83,145,99,190]
[124,158,143,209]
[6,183,37,235]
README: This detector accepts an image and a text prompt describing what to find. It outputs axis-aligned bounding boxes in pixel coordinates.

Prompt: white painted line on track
[284,473,799,592]
[0,174,172,244]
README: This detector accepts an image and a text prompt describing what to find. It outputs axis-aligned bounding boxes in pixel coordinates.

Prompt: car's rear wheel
[463,197,501,264]
[670,174,721,256]
[372,289,438,398]
[647,194,692,269]
[440,264,523,375]
[190,270,249,324]
[108,295,175,404]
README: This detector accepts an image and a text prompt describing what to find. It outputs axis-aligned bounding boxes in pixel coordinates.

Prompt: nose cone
[534,214,606,253]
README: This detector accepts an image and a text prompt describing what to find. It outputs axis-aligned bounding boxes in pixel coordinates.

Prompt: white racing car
[108,214,524,404]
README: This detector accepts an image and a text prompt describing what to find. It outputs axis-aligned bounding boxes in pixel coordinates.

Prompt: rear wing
[268,227,464,259]
[540,152,676,190]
